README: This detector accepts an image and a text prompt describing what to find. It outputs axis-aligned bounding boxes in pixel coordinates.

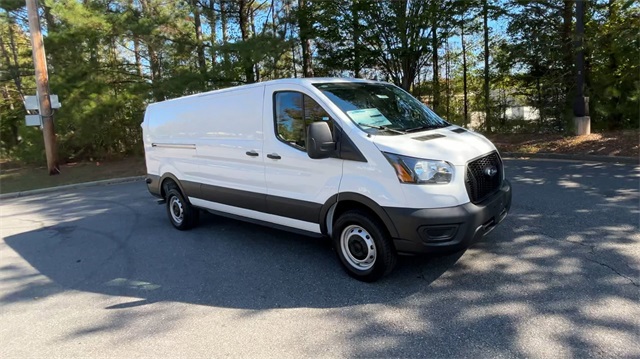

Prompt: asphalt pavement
[1,159,638,358]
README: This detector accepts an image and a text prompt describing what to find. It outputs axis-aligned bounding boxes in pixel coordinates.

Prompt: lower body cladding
[147,173,511,256]
[386,180,512,255]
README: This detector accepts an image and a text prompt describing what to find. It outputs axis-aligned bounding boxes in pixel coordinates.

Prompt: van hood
[372,126,497,166]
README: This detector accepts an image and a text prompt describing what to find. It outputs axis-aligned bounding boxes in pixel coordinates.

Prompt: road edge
[0,176,145,200]
[501,152,638,165]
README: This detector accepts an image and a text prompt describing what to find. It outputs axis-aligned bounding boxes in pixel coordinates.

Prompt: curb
[0,176,145,200]
[502,152,638,165]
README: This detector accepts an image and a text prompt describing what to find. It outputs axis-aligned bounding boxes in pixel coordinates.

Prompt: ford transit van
[142,78,512,282]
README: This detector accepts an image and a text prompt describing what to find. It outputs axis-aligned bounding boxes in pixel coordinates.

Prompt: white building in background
[470,105,540,130]
[503,106,540,121]
[419,89,540,131]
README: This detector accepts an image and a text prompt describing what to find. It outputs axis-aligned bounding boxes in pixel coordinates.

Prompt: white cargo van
[142,78,511,282]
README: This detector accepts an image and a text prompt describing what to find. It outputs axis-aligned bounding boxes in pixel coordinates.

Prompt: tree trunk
[207,0,218,66]
[302,38,313,78]
[562,0,573,77]
[128,0,143,78]
[607,0,622,129]
[462,22,469,127]
[41,2,59,69]
[140,0,163,100]
[291,43,298,77]
[483,0,490,132]
[445,30,450,120]
[432,23,440,113]
[352,0,361,78]
[271,0,277,34]
[206,0,217,64]
[133,36,143,77]
[147,44,162,98]
[562,0,574,122]
[536,75,544,128]
[220,0,230,65]
[583,0,591,106]
[283,0,296,77]
[42,2,56,32]
[271,0,279,78]
[500,86,506,127]
[250,7,260,82]
[298,0,314,77]
[398,1,414,91]
[109,37,119,97]
[401,64,414,91]
[191,0,207,78]
[238,0,255,83]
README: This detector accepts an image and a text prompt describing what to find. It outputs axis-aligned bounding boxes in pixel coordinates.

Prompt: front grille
[465,152,503,203]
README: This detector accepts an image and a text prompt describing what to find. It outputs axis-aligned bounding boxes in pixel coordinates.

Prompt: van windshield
[313,82,450,135]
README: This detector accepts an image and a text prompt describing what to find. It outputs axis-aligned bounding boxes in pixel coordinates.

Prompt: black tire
[332,210,397,282]
[165,187,199,230]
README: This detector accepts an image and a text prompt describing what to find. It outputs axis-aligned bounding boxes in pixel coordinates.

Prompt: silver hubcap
[169,196,184,224]
[340,225,376,271]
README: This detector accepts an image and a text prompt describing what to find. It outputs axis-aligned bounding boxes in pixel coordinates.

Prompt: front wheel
[166,188,199,230]
[333,210,397,282]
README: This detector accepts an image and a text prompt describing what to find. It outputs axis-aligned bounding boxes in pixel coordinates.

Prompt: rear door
[262,84,344,233]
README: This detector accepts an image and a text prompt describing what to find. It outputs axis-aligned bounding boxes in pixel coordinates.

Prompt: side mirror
[307,122,336,159]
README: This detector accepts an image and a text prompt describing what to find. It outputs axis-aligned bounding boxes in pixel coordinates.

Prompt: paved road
[1,159,638,358]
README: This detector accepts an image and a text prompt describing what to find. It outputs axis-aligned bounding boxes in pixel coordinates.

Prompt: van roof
[146,77,383,108]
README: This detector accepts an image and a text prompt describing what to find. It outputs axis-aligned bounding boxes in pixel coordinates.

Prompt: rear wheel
[165,187,198,230]
[333,210,397,282]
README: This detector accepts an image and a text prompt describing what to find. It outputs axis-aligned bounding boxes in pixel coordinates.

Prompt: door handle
[245,150,259,157]
[267,153,281,160]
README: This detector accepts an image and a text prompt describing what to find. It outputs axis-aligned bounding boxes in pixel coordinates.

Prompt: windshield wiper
[358,123,407,135]
[403,124,442,133]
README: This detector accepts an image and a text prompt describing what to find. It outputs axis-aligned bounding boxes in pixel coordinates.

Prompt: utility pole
[26,0,60,174]
[573,0,590,135]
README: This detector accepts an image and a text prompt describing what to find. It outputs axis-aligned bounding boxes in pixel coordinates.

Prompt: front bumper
[385,180,512,255]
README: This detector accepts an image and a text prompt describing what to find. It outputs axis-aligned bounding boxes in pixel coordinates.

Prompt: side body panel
[143,85,267,205]
[143,105,199,185]
[261,83,346,232]
[191,86,267,211]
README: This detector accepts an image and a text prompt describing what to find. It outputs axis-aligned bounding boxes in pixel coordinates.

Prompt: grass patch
[0,157,145,194]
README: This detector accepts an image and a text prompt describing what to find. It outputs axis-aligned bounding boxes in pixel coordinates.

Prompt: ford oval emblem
[484,166,498,177]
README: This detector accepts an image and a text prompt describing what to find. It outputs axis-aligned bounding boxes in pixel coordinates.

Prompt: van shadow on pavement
[2,183,462,310]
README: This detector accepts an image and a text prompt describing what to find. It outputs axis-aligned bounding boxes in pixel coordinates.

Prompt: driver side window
[274,92,333,151]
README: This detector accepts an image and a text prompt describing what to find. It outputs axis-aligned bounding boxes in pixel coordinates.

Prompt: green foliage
[500,0,571,131]
[587,1,640,130]
[0,13,37,161]
[218,34,292,84]
[314,0,378,78]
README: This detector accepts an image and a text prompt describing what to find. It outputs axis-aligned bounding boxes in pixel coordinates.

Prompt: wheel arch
[320,192,399,239]
[159,173,200,204]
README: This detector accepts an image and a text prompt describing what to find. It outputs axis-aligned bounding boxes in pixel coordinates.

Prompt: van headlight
[383,153,453,184]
